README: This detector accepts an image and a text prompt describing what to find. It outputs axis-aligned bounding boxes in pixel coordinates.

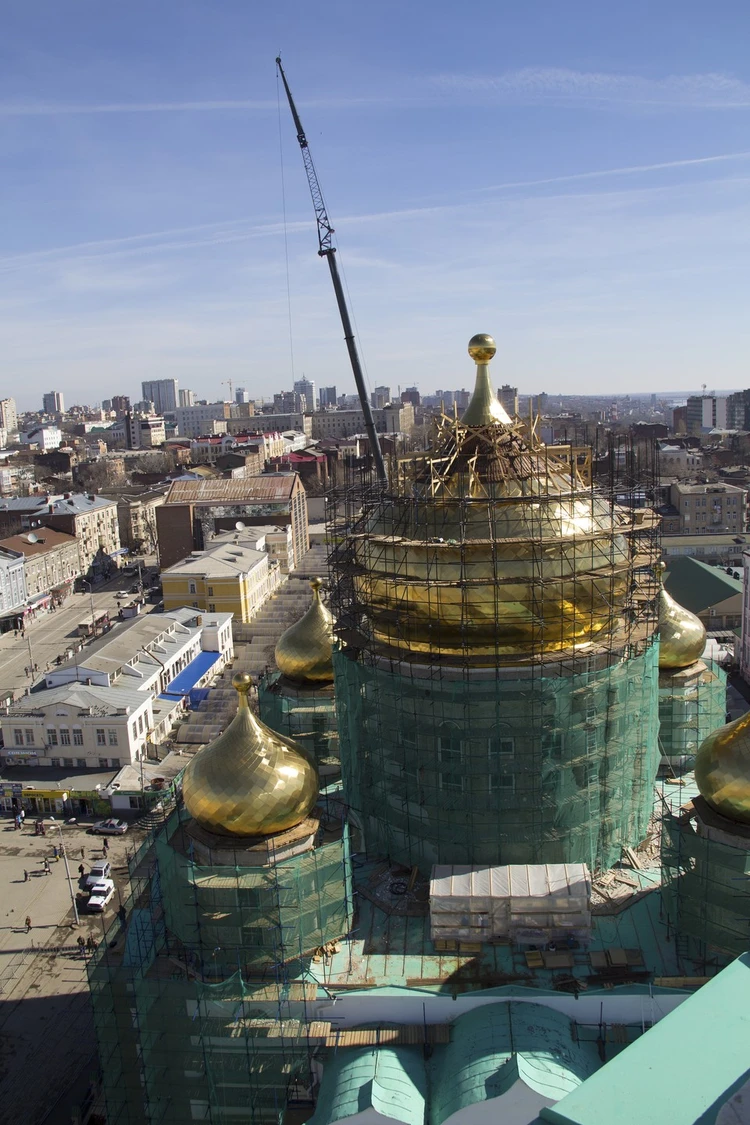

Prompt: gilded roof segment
[656,562,706,669]
[275,578,334,683]
[695,710,750,825]
[460,334,512,427]
[182,673,318,837]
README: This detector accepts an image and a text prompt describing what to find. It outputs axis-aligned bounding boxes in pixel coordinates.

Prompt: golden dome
[275,578,334,683]
[461,333,511,427]
[181,673,318,837]
[656,562,706,669]
[695,711,750,825]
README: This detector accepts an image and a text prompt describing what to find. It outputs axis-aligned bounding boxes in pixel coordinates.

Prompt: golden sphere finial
[468,333,496,365]
[232,672,253,694]
[310,577,323,591]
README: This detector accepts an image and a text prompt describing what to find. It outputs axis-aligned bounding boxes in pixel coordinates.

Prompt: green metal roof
[663,556,743,615]
[306,1046,426,1125]
[540,952,750,1125]
[430,1002,600,1124]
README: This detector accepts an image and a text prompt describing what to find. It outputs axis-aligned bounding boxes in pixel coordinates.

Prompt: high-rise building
[401,386,420,406]
[370,386,391,409]
[0,398,18,436]
[111,394,130,416]
[42,391,64,414]
[178,388,196,408]
[235,386,251,404]
[293,377,316,412]
[498,384,518,417]
[686,395,729,435]
[142,379,178,414]
[319,385,337,408]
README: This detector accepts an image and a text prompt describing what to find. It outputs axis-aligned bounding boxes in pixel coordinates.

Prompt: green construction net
[334,643,660,874]
[658,662,727,768]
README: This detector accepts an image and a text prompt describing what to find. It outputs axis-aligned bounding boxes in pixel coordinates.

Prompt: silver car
[90,818,128,836]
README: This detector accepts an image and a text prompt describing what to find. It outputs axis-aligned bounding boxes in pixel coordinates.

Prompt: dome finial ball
[232,672,253,693]
[468,334,497,364]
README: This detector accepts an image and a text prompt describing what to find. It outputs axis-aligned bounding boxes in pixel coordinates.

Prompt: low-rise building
[668,481,746,536]
[156,474,308,570]
[660,533,747,567]
[0,549,26,618]
[0,492,121,576]
[310,403,414,441]
[161,528,284,621]
[664,555,743,631]
[114,490,166,555]
[175,403,231,438]
[658,444,704,476]
[0,528,80,600]
[21,425,62,451]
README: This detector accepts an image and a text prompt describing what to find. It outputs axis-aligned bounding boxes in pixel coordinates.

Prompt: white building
[22,426,62,451]
[176,403,231,438]
[658,444,704,476]
[0,549,27,617]
[178,388,196,408]
[294,378,316,412]
[42,391,65,414]
[0,399,17,438]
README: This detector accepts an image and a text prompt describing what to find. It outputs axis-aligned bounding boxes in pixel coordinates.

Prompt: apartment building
[156,474,308,570]
[686,395,729,435]
[310,403,414,440]
[0,528,80,599]
[0,399,18,438]
[668,482,747,536]
[0,493,121,575]
[228,411,312,437]
[175,403,231,438]
[161,528,284,621]
[141,379,178,415]
[0,550,26,617]
[115,491,166,555]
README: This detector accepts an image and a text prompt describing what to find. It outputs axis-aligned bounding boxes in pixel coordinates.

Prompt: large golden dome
[275,578,334,683]
[181,673,318,837]
[656,563,706,669]
[695,711,750,825]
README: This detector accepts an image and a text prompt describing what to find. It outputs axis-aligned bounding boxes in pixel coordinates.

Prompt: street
[0,567,160,699]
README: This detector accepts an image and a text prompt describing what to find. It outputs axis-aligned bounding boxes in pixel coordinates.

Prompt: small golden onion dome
[656,562,706,668]
[181,673,318,838]
[275,578,334,683]
[461,334,511,427]
[695,711,750,825]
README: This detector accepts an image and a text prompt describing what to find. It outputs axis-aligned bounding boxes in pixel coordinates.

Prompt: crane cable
[276,67,296,383]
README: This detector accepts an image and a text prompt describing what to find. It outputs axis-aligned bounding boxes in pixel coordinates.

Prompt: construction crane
[275,56,387,483]
[222,379,234,402]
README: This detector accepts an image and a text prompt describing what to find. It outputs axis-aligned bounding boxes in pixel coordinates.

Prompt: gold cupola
[656,561,706,669]
[275,578,334,683]
[181,673,318,837]
[695,711,750,825]
[460,334,512,427]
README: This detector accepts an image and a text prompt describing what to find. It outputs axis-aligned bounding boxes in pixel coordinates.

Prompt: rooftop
[663,556,744,615]
[0,527,78,556]
[6,682,149,718]
[163,543,268,579]
[164,474,299,506]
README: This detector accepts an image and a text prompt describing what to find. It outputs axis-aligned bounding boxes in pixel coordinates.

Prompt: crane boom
[275,56,387,483]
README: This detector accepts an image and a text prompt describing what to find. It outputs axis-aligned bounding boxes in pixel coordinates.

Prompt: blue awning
[159,650,221,706]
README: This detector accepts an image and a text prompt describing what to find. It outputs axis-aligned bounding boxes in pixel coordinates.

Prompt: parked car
[87,879,115,912]
[85,860,112,887]
[90,818,129,836]
[128,583,140,593]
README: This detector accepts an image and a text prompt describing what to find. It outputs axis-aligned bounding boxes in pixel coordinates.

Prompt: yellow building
[161,530,283,622]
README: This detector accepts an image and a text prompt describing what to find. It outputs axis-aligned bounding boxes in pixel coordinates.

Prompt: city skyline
[1,1,749,405]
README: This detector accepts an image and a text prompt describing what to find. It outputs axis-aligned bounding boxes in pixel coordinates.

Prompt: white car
[90,818,128,836]
[85,860,112,888]
[115,590,129,599]
[87,879,115,912]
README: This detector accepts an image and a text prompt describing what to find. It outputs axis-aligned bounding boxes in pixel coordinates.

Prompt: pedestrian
[102,838,109,855]
[76,935,86,958]
[78,863,85,879]
[25,916,31,933]
[53,844,58,858]
[23,869,28,882]
[80,846,85,860]
[117,904,126,931]
[86,935,96,953]
[43,858,50,875]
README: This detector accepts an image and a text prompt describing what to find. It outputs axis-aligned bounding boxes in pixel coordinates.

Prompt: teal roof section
[540,952,750,1125]
[663,556,743,615]
[307,1046,426,1125]
[430,1002,600,1125]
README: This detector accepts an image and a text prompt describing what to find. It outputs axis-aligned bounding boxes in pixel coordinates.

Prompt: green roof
[430,1003,600,1124]
[541,952,750,1125]
[307,1046,426,1125]
[663,556,743,615]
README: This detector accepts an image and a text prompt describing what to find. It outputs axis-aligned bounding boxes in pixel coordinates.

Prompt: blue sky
[2,0,749,408]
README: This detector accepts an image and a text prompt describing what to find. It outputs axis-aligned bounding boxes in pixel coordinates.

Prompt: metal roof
[164,474,298,506]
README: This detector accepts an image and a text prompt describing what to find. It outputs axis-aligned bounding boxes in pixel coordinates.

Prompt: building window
[76,758,86,768]
[73,730,84,746]
[111,758,120,769]
[207,586,214,597]
[60,729,71,746]
[96,729,106,746]
[24,729,34,746]
[63,757,73,768]
[209,603,216,612]
[438,728,464,792]
[50,758,60,768]
[13,729,23,746]
[189,581,196,594]
[108,730,118,746]
[48,729,58,746]
[98,757,108,768]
